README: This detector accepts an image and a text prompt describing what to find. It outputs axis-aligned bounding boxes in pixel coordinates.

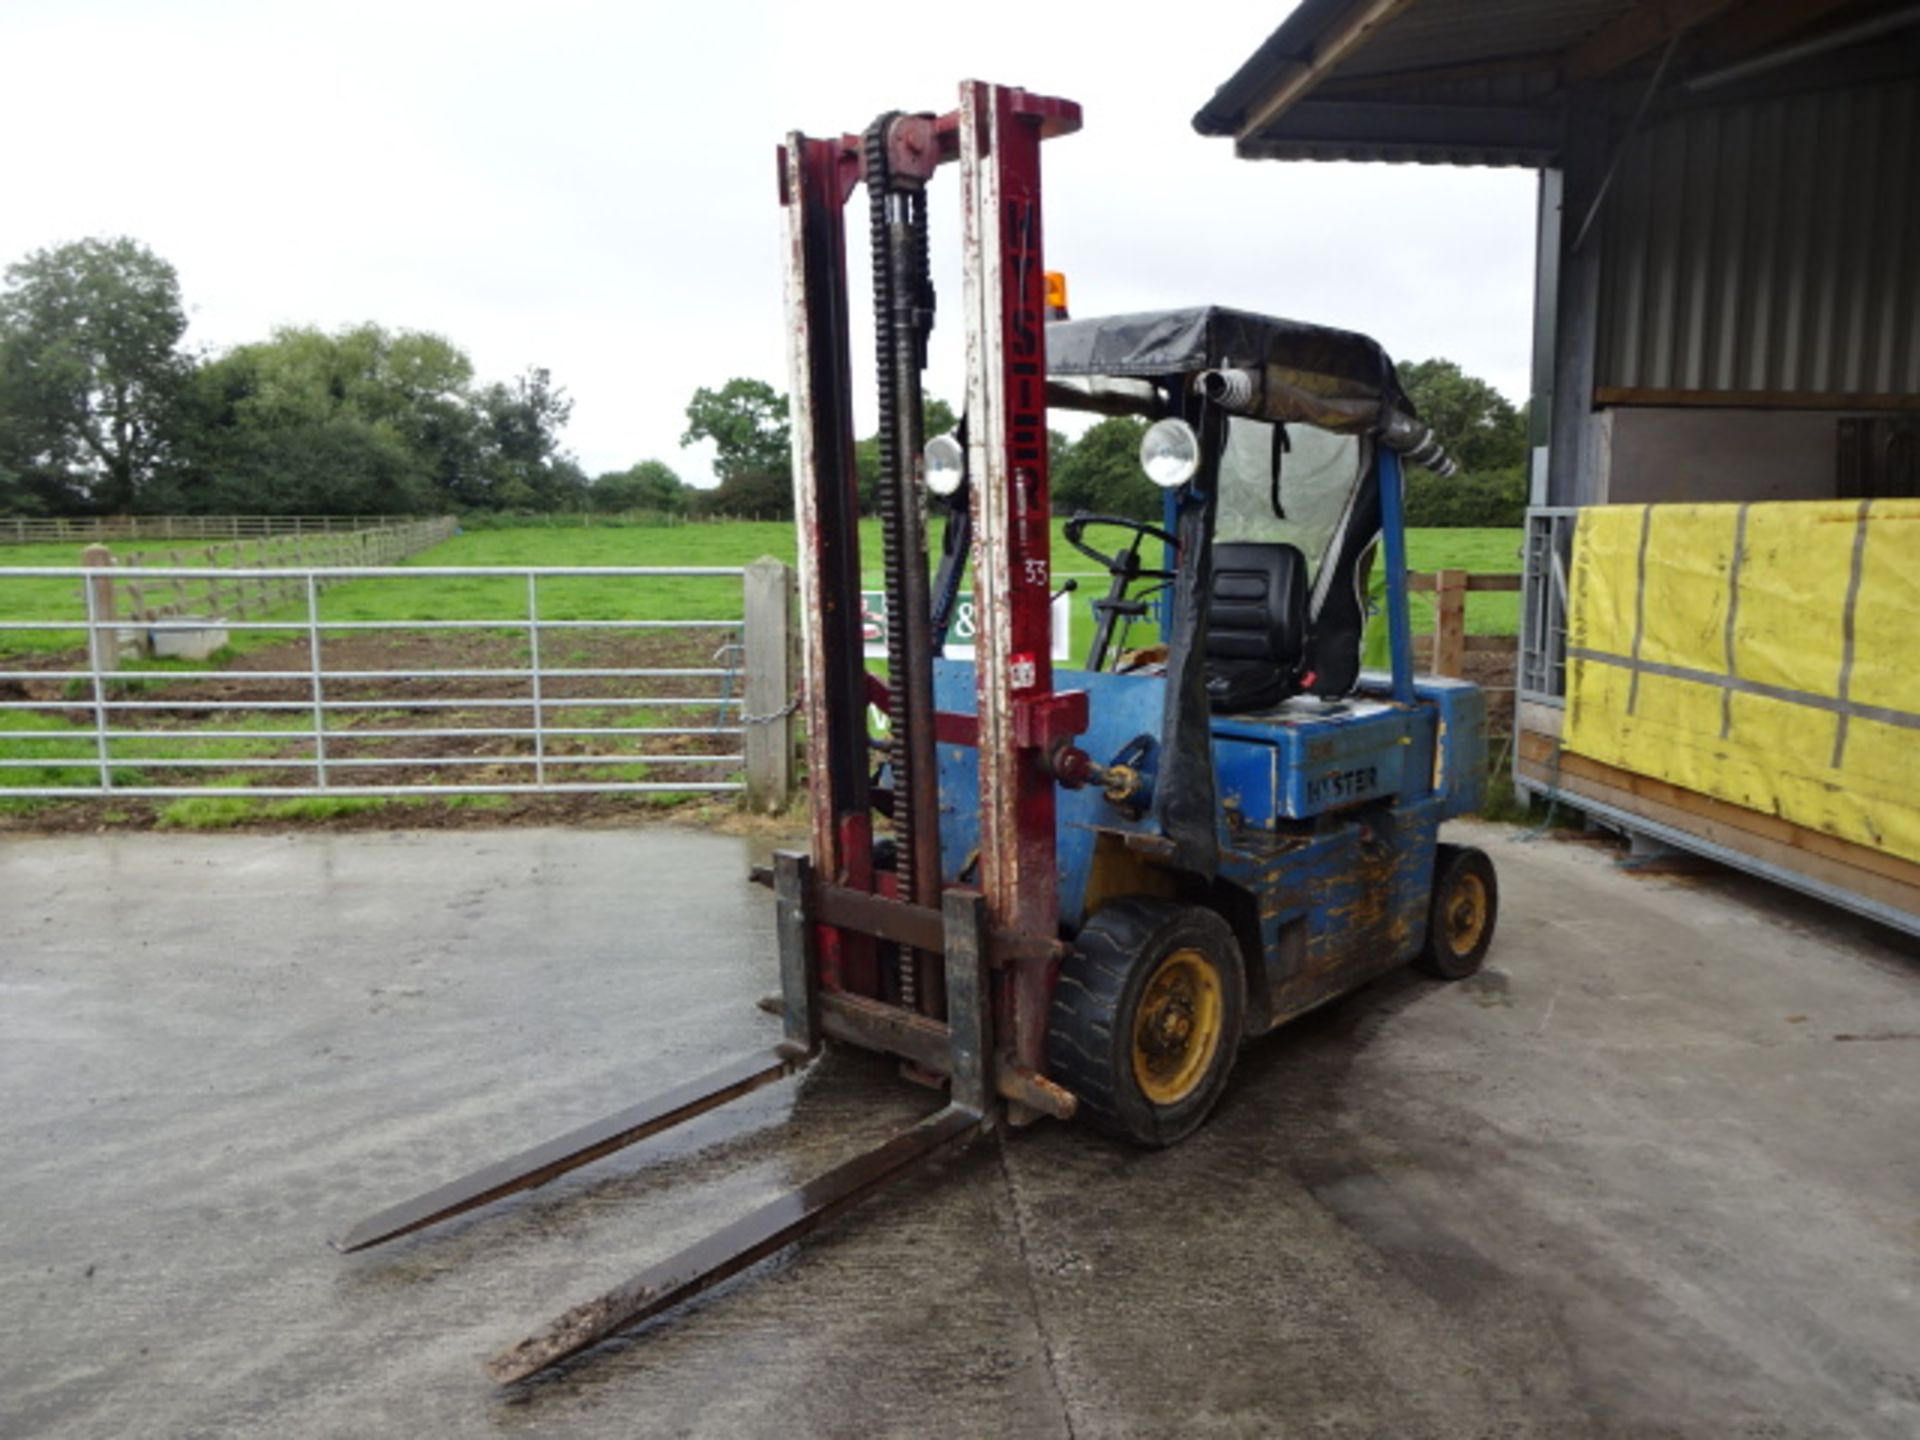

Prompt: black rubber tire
[1415,844,1499,980]
[1047,898,1246,1147]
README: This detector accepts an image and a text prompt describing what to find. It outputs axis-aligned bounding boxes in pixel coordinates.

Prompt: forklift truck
[336,80,1498,1382]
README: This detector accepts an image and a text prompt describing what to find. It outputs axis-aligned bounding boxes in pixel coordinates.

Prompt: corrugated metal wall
[1597,78,1919,397]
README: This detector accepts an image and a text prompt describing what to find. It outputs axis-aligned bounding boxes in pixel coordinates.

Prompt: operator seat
[1205,541,1309,713]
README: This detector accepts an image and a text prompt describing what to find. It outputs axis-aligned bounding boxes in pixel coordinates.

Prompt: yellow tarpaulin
[1564,499,1920,865]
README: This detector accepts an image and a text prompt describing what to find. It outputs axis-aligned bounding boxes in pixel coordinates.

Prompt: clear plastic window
[1213,417,1363,575]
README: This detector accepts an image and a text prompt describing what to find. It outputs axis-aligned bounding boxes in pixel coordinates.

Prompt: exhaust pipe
[1196,367,1259,413]
[1382,410,1458,477]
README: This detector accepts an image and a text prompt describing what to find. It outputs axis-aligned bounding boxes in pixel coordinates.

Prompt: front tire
[1416,844,1499,980]
[1047,898,1245,1147]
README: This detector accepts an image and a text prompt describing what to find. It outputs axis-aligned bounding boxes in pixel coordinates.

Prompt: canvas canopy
[1045,305,1417,438]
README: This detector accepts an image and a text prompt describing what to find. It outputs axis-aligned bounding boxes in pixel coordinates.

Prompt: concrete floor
[2,822,1917,1440]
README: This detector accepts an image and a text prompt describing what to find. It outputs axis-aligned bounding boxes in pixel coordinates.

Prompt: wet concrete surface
[2,821,1917,1438]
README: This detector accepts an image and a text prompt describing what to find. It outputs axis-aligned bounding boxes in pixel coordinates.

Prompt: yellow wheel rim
[1444,872,1488,957]
[1130,948,1224,1106]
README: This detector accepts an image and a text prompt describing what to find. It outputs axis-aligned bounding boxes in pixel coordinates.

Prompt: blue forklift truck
[929,302,1499,1146]
[337,84,1499,1383]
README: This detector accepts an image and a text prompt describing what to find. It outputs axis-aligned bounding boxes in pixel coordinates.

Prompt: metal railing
[0,564,759,799]
[1518,508,1577,704]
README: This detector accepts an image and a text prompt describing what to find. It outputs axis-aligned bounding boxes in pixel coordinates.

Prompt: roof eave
[1192,0,1422,139]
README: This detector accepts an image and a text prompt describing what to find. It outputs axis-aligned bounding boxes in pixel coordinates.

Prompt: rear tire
[1047,898,1245,1147]
[1416,844,1498,980]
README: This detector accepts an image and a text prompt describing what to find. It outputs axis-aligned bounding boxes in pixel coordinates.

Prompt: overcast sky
[1,0,1538,486]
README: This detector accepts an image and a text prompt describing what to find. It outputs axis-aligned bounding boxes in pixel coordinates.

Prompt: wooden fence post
[742,557,798,813]
[1433,568,1468,678]
[80,543,120,672]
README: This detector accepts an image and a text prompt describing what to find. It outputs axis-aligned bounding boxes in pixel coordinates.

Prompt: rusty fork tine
[333,1050,800,1253]
[485,1105,983,1385]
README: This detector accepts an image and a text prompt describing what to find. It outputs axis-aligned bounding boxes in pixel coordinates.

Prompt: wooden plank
[1517,700,1564,739]
[1466,634,1517,653]
[1407,571,1521,592]
[1433,568,1466,678]
[1519,755,1920,918]
[1564,0,1741,82]
[1596,386,1920,413]
[1518,735,1920,892]
[1236,0,1422,141]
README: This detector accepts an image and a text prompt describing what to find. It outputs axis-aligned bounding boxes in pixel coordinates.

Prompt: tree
[0,460,44,515]
[0,236,190,512]
[171,330,584,515]
[471,367,581,510]
[171,323,471,514]
[1397,359,1527,474]
[1051,416,1156,520]
[854,395,958,513]
[681,378,790,484]
[592,459,687,514]
[1402,465,1526,527]
[693,469,793,520]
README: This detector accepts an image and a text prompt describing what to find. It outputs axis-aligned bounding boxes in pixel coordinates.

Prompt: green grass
[0,542,121,655]
[1403,526,1525,635]
[0,709,302,813]
[0,520,1524,662]
[155,791,513,829]
[0,520,1523,824]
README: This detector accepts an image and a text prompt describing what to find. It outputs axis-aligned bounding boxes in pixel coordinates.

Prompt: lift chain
[863,111,947,1011]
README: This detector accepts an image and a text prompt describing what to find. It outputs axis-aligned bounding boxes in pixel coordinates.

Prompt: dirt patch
[5,625,1522,834]
[1,626,764,831]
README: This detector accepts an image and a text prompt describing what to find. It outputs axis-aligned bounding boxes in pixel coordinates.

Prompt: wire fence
[99,518,457,627]
[0,564,754,799]
[0,514,441,545]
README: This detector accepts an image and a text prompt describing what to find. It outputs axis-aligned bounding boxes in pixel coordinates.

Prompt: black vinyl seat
[1205,541,1309,713]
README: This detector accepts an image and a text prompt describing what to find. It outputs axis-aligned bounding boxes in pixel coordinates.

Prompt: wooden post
[1433,568,1468,678]
[80,543,119,672]
[742,556,797,812]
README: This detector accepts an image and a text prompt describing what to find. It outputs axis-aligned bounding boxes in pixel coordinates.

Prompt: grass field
[0,521,1523,823]
[0,520,1521,655]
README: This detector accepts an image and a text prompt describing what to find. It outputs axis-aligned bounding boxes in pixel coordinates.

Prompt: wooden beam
[1241,98,1563,153]
[1316,48,1566,95]
[1407,572,1522,592]
[1596,386,1920,412]
[1517,733,1920,893]
[1237,0,1421,142]
[1689,0,1861,70]
[1432,568,1467,677]
[1564,0,1742,83]
[1518,700,1565,740]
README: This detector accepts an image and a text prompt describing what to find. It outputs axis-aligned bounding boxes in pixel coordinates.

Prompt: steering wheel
[1062,512,1179,581]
